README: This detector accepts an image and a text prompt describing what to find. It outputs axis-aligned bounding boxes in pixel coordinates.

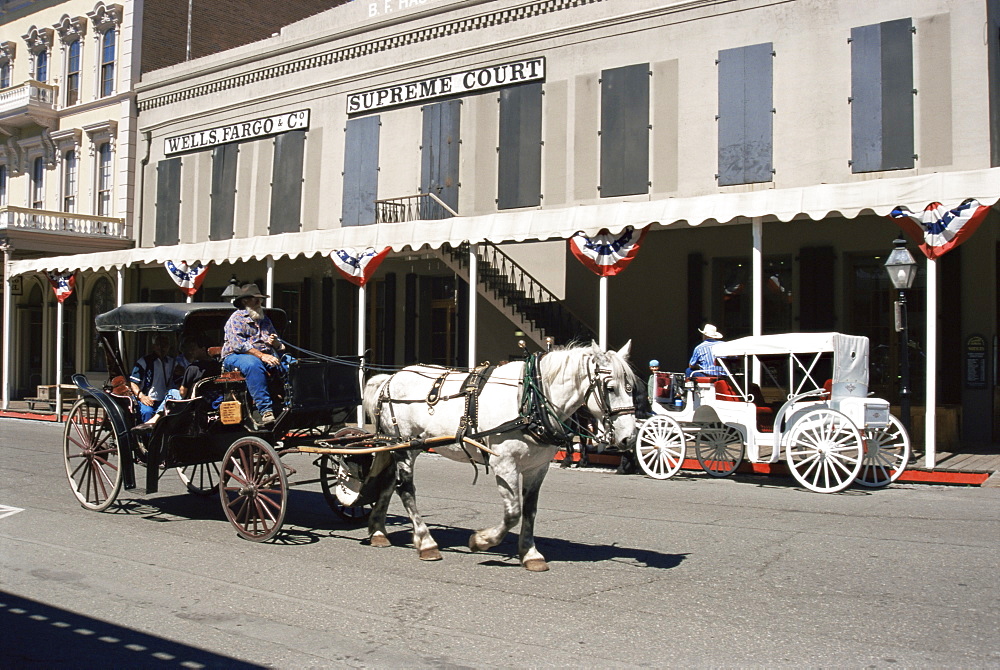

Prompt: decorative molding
[138,0,604,112]
[0,41,16,64]
[83,119,118,155]
[22,26,54,53]
[18,130,56,168]
[3,136,23,175]
[54,15,88,44]
[50,128,83,162]
[87,2,124,33]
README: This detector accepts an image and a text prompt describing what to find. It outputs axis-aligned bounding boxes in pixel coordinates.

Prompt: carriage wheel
[695,423,744,477]
[320,454,374,524]
[219,436,287,541]
[176,463,221,496]
[63,398,123,511]
[856,415,911,488]
[635,415,686,480]
[785,408,863,493]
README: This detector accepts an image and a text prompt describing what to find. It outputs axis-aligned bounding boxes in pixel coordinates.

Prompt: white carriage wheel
[784,408,863,493]
[856,414,911,488]
[695,423,744,477]
[635,415,686,480]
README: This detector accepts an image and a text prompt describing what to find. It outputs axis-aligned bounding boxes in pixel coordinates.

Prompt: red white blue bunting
[889,199,991,260]
[568,226,648,277]
[331,247,391,287]
[165,261,209,297]
[47,272,76,303]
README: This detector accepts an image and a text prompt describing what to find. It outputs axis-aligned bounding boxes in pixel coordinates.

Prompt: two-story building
[5,0,1000,464]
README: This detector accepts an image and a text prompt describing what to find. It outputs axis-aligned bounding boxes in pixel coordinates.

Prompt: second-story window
[63,151,77,212]
[97,142,112,215]
[0,62,10,89]
[35,49,48,82]
[0,165,8,206]
[66,40,81,106]
[32,157,45,208]
[100,28,115,97]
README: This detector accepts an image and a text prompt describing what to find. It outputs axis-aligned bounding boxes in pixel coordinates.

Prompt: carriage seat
[208,346,223,359]
[713,379,741,402]
[820,378,833,401]
[715,379,775,432]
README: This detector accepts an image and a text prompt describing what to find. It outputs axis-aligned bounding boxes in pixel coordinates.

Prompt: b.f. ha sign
[164,110,310,156]
[347,57,545,114]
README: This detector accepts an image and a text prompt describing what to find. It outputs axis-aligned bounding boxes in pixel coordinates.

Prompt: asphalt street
[1,417,998,668]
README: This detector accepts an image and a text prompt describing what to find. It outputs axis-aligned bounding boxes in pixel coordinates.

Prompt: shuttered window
[717,43,773,186]
[269,130,305,234]
[600,63,649,198]
[342,115,380,227]
[154,157,181,246]
[421,100,461,214]
[210,143,238,240]
[498,83,542,210]
[851,18,915,173]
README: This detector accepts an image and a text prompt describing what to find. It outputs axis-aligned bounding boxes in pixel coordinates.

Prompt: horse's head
[584,340,638,448]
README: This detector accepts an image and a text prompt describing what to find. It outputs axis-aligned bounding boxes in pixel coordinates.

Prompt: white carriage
[635,332,911,493]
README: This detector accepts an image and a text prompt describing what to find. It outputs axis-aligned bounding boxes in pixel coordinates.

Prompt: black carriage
[62,302,395,541]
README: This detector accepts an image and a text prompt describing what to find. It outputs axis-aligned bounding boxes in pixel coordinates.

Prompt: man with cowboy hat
[220,283,287,425]
[687,323,724,378]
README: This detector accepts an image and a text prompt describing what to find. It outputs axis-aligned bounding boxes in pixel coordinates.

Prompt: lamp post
[884,238,918,433]
[221,275,240,300]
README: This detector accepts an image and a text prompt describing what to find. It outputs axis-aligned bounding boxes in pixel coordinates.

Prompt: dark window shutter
[421,100,461,213]
[600,63,649,198]
[718,43,773,186]
[321,276,334,356]
[154,157,181,246]
[379,272,396,365]
[687,252,704,352]
[498,82,542,210]
[209,143,238,241]
[404,273,418,363]
[342,115,380,227]
[799,246,836,331]
[335,279,355,355]
[269,130,306,234]
[851,19,914,173]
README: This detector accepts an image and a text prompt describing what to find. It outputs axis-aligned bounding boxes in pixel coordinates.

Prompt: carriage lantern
[221,275,241,300]
[883,237,917,433]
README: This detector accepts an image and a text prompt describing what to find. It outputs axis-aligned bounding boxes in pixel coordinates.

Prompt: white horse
[362,342,638,571]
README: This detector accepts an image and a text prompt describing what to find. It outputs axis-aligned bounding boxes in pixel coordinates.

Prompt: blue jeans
[223,353,291,414]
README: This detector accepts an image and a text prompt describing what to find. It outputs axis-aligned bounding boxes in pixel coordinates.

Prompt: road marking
[0,504,24,520]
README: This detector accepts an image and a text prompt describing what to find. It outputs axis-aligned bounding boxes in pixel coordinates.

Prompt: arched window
[100,27,115,97]
[97,143,112,215]
[0,164,7,206]
[66,40,81,105]
[32,157,45,208]
[0,61,10,89]
[63,150,77,212]
[89,276,115,371]
[35,48,48,82]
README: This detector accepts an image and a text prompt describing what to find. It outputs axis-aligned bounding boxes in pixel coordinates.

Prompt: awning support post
[116,267,125,354]
[1,242,13,410]
[468,244,477,369]
[752,218,763,384]
[55,299,63,422]
[265,257,274,308]
[924,258,937,469]
[357,283,366,427]
[598,276,608,350]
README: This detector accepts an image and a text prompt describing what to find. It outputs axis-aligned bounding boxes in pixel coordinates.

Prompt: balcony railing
[0,80,57,125]
[375,192,457,224]
[0,205,128,239]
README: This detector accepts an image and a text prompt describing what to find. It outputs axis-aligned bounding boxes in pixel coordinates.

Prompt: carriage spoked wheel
[63,398,123,511]
[319,427,376,524]
[219,436,288,541]
[635,415,687,480]
[176,462,221,496]
[694,423,745,477]
[785,408,863,493]
[856,414,911,488]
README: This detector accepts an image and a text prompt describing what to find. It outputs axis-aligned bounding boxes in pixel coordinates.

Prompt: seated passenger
[686,323,724,379]
[220,283,291,426]
[133,334,222,431]
[129,334,178,423]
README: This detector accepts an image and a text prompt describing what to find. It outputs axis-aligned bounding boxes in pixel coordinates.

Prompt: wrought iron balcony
[0,206,128,239]
[0,80,58,128]
[375,192,457,224]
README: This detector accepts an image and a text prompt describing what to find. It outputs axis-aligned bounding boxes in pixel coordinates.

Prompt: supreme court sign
[347,57,545,114]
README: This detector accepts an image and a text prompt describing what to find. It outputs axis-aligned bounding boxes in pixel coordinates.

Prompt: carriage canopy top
[94,302,288,333]
[712,332,869,387]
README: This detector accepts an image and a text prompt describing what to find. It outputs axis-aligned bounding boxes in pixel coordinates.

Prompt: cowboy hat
[698,323,723,339]
[232,283,269,303]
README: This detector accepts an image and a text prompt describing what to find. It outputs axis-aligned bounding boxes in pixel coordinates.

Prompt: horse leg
[393,451,441,561]
[517,464,551,572]
[468,466,520,554]
[366,465,396,549]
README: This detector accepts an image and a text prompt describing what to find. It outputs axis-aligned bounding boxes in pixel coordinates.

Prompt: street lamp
[884,237,918,432]
[221,275,240,300]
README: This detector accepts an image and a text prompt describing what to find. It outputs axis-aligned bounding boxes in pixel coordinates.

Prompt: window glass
[35,50,47,82]
[0,165,7,206]
[66,41,80,105]
[713,255,793,338]
[101,28,115,97]
[0,62,10,88]
[89,277,115,371]
[63,151,77,212]
[32,157,44,208]
[97,143,112,215]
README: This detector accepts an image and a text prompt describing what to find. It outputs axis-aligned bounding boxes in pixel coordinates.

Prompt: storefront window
[89,277,115,372]
[714,256,793,338]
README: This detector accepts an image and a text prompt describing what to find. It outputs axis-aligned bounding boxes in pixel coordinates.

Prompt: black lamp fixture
[221,275,240,300]
[883,237,918,432]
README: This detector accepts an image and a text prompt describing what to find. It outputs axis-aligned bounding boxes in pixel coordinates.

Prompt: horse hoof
[468,535,491,552]
[369,534,391,548]
[419,547,442,561]
[523,558,549,572]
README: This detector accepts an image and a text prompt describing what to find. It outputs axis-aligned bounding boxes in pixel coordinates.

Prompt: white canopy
[714,332,869,388]
[8,166,1000,275]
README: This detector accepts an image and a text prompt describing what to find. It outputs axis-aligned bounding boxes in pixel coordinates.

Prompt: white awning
[9,166,1000,276]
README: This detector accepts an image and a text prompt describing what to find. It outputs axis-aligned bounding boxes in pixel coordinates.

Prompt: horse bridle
[585,356,636,441]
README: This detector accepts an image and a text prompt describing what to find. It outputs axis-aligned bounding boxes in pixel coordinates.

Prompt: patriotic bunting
[47,272,76,303]
[889,198,991,260]
[331,247,391,287]
[568,226,648,277]
[165,261,210,297]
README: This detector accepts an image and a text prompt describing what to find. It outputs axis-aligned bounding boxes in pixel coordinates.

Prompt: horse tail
[362,374,391,426]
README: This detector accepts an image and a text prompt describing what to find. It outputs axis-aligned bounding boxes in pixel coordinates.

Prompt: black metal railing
[374,193,457,224]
